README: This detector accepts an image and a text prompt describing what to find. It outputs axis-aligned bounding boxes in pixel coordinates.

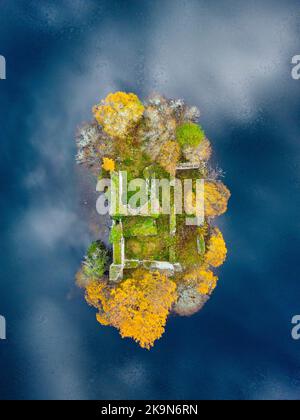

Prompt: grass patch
[123,217,157,237]
[125,237,169,261]
[109,223,122,243]
[176,220,203,267]
[113,240,122,264]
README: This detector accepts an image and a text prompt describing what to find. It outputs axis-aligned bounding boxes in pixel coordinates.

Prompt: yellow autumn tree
[85,279,108,308]
[85,271,177,349]
[205,228,227,267]
[158,140,180,175]
[93,92,144,138]
[204,181,230,217]
[197,269,218,295]
[102,157,115,172]
[182,267,218,295]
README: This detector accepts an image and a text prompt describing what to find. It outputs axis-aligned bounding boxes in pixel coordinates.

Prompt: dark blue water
[1,0,300,400]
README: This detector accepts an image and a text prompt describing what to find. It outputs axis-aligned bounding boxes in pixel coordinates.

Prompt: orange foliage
[197,269,218,295]
[182,267,218,295]
[85,280,108,308]
[205,228,227,267]
[204,181,230,218]
[85,271,177,349]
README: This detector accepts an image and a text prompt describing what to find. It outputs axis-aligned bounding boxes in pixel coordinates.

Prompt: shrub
[102,157,115,172]
[176,122,205,147]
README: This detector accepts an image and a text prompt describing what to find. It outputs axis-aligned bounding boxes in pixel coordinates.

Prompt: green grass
[124,215,172,261]
[125,236,169,261]
[109,223,122,243]
[123,217,157,237]
[113,240,122,265]
[197,233,206,255]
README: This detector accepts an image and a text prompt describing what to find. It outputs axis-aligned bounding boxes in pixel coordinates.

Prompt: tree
[139,96,177,161]
[205,228,227,267]
[75,122,115,173]
[83,241,109,279]
[197,269,218,294]
[158,140,180,175]
[183,137,212,164]
[182,267,218,295]
[204,181,231,217]
[85,278,108,309]
[93,91,144,138]
[176,122,205,147]
[85,270,177,349]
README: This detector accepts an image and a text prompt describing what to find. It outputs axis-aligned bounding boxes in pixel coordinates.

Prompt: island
[75,92,230,349]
